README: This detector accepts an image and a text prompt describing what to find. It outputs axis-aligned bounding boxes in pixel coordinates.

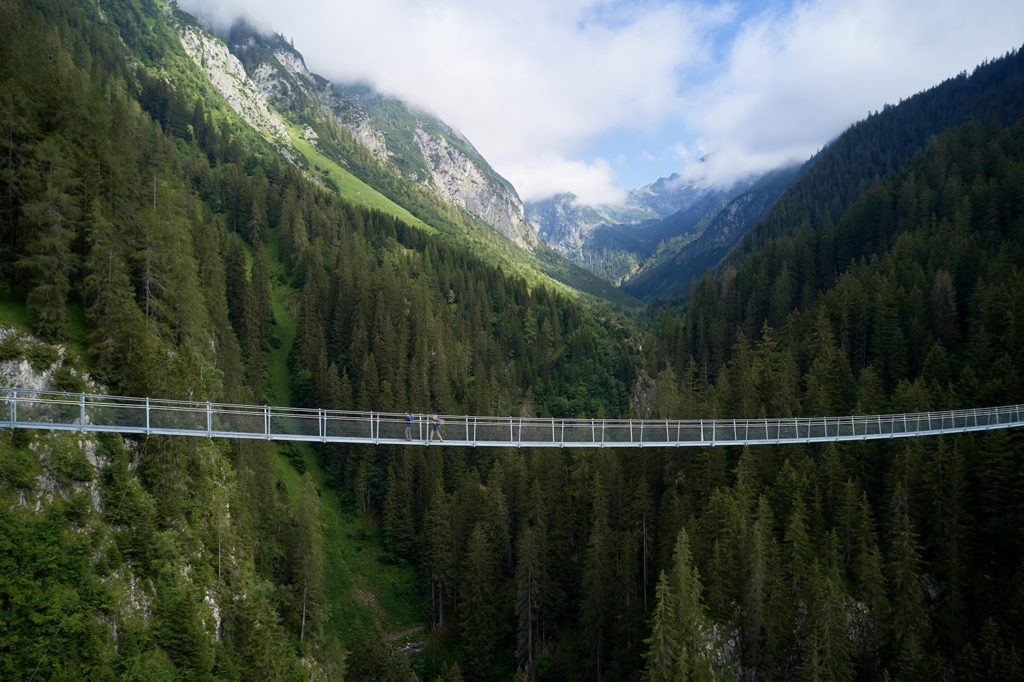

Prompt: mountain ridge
[182,17,641,306]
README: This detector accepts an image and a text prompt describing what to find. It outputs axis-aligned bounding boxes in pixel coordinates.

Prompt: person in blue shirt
[429,414,444,442]
[405,412,413,440]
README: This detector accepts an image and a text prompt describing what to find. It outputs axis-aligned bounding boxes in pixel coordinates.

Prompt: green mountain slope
[639,106,1024,681]
[0,0,638,677]
[194,17,639,307]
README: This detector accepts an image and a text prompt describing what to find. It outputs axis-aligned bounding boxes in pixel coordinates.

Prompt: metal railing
[1,387,1022,448]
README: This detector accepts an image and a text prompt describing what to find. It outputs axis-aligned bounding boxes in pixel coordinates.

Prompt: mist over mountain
[178,13,638,306]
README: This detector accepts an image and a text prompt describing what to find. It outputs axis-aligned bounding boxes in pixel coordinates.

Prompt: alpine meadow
[3,1,1024,680]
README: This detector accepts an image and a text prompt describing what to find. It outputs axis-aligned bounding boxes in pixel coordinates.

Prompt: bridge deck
[2,388,1022,448]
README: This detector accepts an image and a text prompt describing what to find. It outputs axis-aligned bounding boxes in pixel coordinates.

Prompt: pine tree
[669,526,713,681]
[81,198,144,375]
[798,537,853,682]
[580,472,612,680]
[461,522,498,680]
[291,472,324,650]
[642,571,678,682]
[383,459,415,560]
[424,479,456,629]
[741,495,774,671]
[515,524,542,678]
[887,481,931,679]
[344,624,417,682]
[17,135,78,340]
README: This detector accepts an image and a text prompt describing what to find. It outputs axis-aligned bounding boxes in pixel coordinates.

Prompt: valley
[1,1,1023,680]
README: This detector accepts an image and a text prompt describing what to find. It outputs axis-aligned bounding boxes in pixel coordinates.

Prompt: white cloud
[683,0,1024,184]
[179,0,1024,200]
[506,154,626,206]
[179,0,727,200]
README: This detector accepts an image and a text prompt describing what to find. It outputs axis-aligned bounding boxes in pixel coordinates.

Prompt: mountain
[619,163,803,301]
[529,171,725,252]
[527,163,801,300]
[174,15,639,306]
[222,24,538,250]
[526,169,741,284]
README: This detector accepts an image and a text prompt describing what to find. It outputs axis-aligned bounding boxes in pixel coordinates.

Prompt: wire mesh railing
[1,387,1022,448]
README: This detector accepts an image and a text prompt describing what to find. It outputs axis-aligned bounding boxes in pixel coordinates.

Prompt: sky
[179,0,1024,206]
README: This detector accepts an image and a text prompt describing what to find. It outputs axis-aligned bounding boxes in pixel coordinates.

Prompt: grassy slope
[286,120,640,308]
[287,124,433,233]
[262,233,423,648]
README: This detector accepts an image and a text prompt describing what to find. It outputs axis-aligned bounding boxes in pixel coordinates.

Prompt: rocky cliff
[176,23,292,155]
[176,18,537,248]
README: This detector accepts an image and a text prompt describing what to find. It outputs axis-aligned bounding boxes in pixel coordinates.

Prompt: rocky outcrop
[414,129,537,247]
[179,20,539,250]
[177,25,292,152]
[528,193,622,251]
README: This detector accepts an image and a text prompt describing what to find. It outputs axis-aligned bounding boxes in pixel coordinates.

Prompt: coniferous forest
[1,1,1024,680]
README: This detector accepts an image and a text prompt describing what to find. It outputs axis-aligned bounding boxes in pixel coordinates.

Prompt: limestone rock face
[179,20,538,249]
[177,25,291,151]
[414,129,537,248]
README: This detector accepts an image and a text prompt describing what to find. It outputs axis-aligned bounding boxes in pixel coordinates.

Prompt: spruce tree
[515,524,542,677]
[642,571,678,682]
[669,526,713,681]
[461,523,497,680]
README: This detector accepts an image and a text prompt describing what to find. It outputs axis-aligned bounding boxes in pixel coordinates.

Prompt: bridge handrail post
[146,397,150,435]
[518,417,523,447]
[207,401,212,437]
[264,405,270,439]
[601,419,605,445]
[10,387,16,425]
[80,392,85,432]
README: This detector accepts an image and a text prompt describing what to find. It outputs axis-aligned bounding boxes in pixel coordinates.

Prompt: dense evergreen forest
[1,0,1023,680]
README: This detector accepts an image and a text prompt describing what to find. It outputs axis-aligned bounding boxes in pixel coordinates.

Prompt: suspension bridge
[2,387,1023,448]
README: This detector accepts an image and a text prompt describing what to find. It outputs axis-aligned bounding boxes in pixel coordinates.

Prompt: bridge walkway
[3,388,1022,448]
